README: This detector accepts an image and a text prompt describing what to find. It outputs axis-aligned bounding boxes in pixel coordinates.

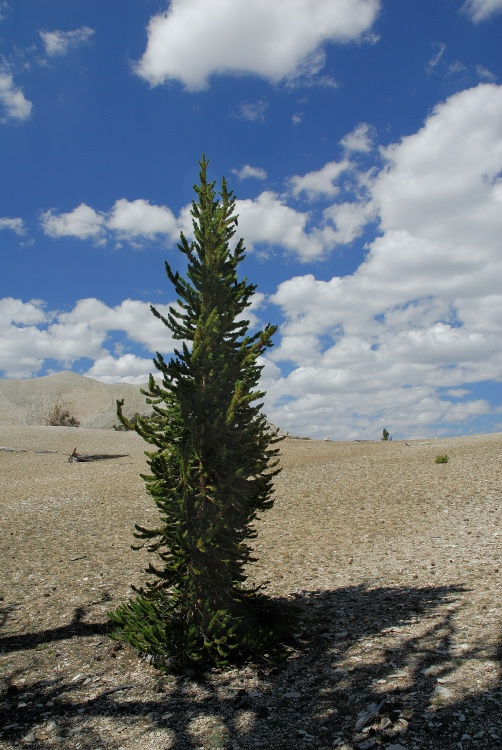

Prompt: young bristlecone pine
[110,156,283,670]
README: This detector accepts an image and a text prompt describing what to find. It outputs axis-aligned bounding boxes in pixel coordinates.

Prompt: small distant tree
[382,428,391,441]
[109,157,282,669]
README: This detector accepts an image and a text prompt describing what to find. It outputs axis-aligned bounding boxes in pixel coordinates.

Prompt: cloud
[107,199,178,241]
[135,0,380,90]
[476,64,497,81]
[85,354,154,385]
[267,84,502,438]
[57,298,177,352]
[39,26,95,57]
[236,191,325,259]
[40,199,179,246]
[281,48,339,89]
[0,297,178,380]
[340,122,374,153]
[373,84,502,248]
[288,160,351,200]
[0,297,47,326]
[425,42,493,84]
[232,100,268,122]
[41,203,106,240]
[447,60,468,77]
[232,165,268,181]
[0,297,105,379]
[462,0,502,21]
[321,199,376,245]
[285,148,376,248]
[41,191,332,261]
[0,290,269,381]
[426,42,446,74]
[0,66,32,123]
[0,217,26,235]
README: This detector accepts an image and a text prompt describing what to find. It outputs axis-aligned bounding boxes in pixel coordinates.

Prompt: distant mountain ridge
[0,371,150,429]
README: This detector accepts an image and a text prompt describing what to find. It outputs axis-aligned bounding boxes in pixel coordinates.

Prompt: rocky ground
[1,427,501,750]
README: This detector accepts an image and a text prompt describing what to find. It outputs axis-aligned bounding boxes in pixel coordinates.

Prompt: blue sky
[1,0,501,440]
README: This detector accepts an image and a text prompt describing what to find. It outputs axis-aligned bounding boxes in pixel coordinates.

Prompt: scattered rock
[421,665,442,676]
[356,740,377,749]
[355,698,387,731]
[433,685,453,699]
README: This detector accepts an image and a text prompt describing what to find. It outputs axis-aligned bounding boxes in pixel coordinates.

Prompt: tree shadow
[1,583,501,749]
[0,605,106,654]
[0,601,17,630]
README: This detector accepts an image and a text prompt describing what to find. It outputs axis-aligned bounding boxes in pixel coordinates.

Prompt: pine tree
[109,156,282,669]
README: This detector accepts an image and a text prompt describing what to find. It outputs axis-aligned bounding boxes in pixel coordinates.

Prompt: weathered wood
[69,447,129,463]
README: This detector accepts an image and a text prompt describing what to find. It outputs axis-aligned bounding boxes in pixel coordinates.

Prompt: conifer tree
[110,156,282,669]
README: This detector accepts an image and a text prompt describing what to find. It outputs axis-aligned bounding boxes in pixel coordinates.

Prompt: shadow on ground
[1,584,501,749]
[0,605,106,654]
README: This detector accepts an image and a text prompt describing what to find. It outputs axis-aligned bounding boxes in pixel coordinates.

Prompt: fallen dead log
[69,447,129,463]
[0,446,59,454]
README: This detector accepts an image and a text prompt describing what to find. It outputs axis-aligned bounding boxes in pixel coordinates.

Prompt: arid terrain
[1,422,501,750]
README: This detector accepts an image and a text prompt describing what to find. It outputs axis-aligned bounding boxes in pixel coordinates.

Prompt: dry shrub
[47,395,80,427]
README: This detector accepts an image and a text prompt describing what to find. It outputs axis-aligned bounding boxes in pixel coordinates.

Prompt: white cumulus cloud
[236,191,325,259]
[39,26,95,57]
[267,83,502,439]
[41,190,332,260]
[232,165,268,181]
[57,298,178,352]
[0,66,32,123]
[0,291,269,381]
[0,217,26,235]
[85,354,154,385]
[41,203,106,241]
[321,199,376,245]
[108,199,179,241]
[40,199,179,247]
[0,297,47,327]
[0,297,105,378]
[340,122,374,153]
[135,0,380,90]
[373,84,502,248]
[289,160,351,200]
[0,297,178,380]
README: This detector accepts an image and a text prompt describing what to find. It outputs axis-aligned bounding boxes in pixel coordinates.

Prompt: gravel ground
[1,426,501,750]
